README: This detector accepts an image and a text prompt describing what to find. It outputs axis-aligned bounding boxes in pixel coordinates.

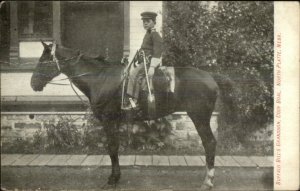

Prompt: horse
[30,41,236,190]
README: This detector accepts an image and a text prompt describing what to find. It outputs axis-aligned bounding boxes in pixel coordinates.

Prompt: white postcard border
[274,2,299,190]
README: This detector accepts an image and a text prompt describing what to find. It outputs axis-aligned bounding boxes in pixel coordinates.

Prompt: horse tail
[211,73,238,124]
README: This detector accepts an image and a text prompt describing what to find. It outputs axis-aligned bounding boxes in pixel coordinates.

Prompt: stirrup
[121,98,138,110]
[129,98,137,108]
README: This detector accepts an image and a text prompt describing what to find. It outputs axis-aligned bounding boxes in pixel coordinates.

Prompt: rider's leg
[124,64,144,109]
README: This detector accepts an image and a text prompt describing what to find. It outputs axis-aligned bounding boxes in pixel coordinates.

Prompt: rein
[47,43,94,85]
[48,72,93,85]
[44,42,125,109]
[47,43,92,107]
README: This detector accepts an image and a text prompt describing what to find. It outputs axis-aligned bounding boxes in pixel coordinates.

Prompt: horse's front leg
[103,121,121,186]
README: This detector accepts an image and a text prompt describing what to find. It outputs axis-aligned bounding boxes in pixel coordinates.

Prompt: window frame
[2,1,130,73]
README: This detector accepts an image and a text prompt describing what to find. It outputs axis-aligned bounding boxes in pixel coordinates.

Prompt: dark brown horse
[31,42,236,190]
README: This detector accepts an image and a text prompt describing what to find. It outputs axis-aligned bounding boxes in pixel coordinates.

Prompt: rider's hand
[148,57,160,78]
[148,67,155,78]
[151,58,161,68]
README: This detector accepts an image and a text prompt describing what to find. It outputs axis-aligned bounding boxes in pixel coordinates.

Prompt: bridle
[50,42,61,72]
[46,42,92,84]
[36,42,82,81]
[47,42,91,107]
[37,42,126,109]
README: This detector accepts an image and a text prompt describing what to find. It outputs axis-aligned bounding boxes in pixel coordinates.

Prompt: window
[1,1,53,71]
[2,1,129,72]
[18,41,52,68]
[17,1,53,68]
[18,1,53,40]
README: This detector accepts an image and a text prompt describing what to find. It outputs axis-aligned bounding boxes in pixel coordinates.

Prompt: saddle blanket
[158,66,175,92]
[140,66,175,93]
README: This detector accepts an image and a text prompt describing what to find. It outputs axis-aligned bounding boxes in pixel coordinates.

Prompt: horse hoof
[200,183,213,191]
[102,174,120,190]
[108,174,121,184]
[101,182,116,190]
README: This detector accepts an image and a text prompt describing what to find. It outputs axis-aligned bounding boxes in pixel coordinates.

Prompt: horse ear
[40,39,48,49]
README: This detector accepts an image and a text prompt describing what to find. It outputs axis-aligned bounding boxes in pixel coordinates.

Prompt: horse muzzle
[31,82,44,91]
[32,85,44,92]
[30,75,46,92]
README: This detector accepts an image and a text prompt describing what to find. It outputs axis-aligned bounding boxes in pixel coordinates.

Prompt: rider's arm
[150,31,163,68]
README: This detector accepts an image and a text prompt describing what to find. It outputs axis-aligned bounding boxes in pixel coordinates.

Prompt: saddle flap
[155,66,175,93]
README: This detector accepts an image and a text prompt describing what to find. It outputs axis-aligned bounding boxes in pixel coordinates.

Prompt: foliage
[1,112,273,155]
[84,111,174,153]
[1,138,35,154]
[128,119,173,151]
[1,113,173,154]
[44,116,83,153]
[163,2,274,140]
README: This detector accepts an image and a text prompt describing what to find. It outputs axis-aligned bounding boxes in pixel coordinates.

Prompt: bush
[128,119,173,151]
[44,116,83,153]
[1,112,173,154]
[84,111,174,153]
[163,2,274,141]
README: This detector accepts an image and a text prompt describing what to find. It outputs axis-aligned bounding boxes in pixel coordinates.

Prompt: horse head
[30,41,61,91]
[31,40,80,91]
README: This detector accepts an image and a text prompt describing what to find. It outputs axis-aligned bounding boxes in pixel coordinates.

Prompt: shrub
[43,116,84,153]
[83,111,174,153]
[163,2,274,141]
[1,112,173,154]
[129,119,173,151]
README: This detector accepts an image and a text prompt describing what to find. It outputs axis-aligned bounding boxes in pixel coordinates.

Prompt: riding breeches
[126,64,146,99]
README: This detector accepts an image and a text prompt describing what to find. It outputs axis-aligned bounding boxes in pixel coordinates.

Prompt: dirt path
[1,166,273,191]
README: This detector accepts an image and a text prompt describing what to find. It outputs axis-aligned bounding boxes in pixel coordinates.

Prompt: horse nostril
[30,80,43,91]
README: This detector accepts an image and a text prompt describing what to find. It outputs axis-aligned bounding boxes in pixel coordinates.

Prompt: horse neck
[57,49,124,101]
[61,59,102,100]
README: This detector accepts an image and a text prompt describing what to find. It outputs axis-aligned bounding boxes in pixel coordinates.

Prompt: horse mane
[81,54,107,64]
[93,55,107,62]
[56,44,119,70]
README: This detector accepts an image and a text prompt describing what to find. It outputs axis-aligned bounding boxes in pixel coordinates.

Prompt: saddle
[140,66,175,93]
[122,66,176,119]
[121,50,175,118]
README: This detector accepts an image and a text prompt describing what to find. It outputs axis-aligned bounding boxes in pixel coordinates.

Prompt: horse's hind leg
[188,111,216,189]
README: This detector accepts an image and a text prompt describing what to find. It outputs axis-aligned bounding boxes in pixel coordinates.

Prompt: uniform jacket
[140,29,163,59]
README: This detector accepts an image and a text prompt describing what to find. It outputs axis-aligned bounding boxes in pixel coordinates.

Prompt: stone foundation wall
[1,112,272,149]
[1,112,217,144]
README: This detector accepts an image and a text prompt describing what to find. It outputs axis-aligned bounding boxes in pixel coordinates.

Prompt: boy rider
[123,11,163,110]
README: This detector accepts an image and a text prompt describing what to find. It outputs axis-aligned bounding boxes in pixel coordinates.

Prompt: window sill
[1,96,89,112]
[1,65,36,72]
[1,57,38,72]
